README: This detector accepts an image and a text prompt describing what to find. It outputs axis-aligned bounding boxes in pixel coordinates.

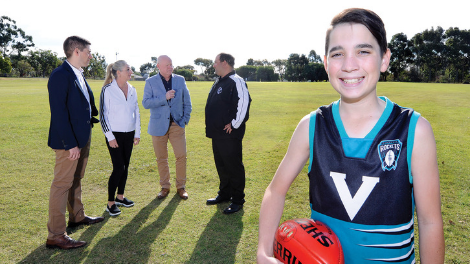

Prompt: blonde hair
[103,60,128,86]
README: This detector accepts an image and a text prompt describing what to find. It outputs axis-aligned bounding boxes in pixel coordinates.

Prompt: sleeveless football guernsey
[308,97,420,263]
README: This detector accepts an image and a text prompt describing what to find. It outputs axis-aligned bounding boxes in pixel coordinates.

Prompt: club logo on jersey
[217,87,223,94]
[377,139,402,171]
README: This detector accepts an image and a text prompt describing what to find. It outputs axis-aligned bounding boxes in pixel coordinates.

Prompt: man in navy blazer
[46,36,103,250]
[142,55,192,200]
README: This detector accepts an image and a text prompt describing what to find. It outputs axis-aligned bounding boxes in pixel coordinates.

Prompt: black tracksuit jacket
[205,71,251,140]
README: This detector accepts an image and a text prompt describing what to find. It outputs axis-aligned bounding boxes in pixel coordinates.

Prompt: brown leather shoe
[177,188,188,199]
[46,234,86,249]
[157,188,170,199]
[68,216,105,228]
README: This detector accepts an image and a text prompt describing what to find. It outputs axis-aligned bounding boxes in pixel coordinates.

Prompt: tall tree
[140,62,153,75]
[272,59,287,80]
[28,49,61,77]
[236,65,257,81]
[256,66,276,81]
[304,63,328,82]
[444,27,470,83]
[0,51,12,74]
[308,50,322,63]
[285,53,309,81]
[194,58,213,75]
[173,68,194,81]
[411,27,445,82]
[0,16,34,56]
[388,33,413,81]
[16,59,33,77]
[83,52,107,79]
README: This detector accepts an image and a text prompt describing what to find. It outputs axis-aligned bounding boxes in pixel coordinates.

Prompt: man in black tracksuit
[205,53,251,214]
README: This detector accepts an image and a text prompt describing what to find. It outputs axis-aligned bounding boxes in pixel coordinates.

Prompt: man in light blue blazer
[142,55,192,200]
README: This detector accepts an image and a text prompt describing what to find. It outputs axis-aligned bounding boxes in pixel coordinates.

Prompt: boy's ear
[380,48,391,73]
[323,55,328,73]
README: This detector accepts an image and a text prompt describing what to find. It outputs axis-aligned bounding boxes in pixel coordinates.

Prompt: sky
[3,0,470,74]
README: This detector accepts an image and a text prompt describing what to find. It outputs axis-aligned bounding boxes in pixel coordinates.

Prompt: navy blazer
[142,73,192,136]
[47,61,98,150]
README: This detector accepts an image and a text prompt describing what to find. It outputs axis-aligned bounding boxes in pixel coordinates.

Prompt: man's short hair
[218,53,235,68]
[63,36,91,59]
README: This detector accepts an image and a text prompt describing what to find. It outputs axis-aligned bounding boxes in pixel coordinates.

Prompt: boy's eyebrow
[329,46,343,54]
[356,43,374,49]
[328,43,374,54]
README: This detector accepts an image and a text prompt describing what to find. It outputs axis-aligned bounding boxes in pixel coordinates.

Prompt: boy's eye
[331,53,342,58]
[358,50,371,55]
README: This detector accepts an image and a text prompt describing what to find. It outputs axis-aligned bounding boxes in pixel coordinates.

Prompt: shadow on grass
[19,211,110,263]
[19,196,181,263]
[84,195,180,263]
[186,203,244,263]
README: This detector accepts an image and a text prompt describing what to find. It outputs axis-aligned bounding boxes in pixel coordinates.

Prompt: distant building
[131,73,146,81]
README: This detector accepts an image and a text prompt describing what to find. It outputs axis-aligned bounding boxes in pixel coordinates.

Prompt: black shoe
[115,197,134,207]
[223,203,243,214]
[106,204,121,216]
[206,195,231,205]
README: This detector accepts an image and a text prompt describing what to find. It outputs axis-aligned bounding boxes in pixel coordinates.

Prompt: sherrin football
[274,218,344,264]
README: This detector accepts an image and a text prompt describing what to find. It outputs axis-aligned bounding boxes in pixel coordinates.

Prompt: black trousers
[106,131,135,201]
[211,138,245,205]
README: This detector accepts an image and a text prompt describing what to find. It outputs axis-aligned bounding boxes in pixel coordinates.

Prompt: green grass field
[0,78,468,263]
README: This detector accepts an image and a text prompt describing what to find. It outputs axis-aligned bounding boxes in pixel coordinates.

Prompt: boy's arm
[412,116,445,263]
[257,115,310,263]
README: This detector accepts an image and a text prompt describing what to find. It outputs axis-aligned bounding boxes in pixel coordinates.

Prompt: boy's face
[323,23,390,103]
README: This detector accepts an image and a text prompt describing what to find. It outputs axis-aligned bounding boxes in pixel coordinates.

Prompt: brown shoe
[177,188,188,199]
[46,234,86,249]
[157,188,170,199]
[68,216,105,228]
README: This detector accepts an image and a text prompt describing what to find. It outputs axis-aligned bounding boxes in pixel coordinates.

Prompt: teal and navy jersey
[308,97,420,264]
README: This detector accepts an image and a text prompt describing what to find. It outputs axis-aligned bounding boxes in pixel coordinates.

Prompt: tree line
[1,15,469,83]
[1,16,108,79]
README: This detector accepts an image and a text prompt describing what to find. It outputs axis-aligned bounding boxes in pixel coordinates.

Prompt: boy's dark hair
[325,8,387,56]
[218,53,235,68]
[63,36,91,58]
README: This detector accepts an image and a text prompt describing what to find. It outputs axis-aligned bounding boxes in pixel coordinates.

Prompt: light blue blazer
[142,73,192,136]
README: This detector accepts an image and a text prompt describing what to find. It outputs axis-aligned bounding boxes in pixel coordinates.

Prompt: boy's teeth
[343,78,362,84]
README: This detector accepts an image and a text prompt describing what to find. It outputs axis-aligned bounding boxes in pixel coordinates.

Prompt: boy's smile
[324,23,390,103]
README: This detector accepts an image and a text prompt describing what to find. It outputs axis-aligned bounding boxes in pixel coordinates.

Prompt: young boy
[257,8,444,264]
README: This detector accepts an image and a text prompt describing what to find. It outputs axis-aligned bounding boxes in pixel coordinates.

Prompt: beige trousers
[47,134,91,239]
[152,122,187,190]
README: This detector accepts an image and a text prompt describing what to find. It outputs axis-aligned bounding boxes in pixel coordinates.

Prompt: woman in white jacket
[100,60,140,216]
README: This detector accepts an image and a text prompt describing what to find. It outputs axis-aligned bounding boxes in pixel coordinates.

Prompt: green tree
[411,27,445,82]
[236,65,257,81]
[0,51,12,74]
[16,59,33,77]
[151,56,158,70]
[173,68,194,81]
[140,62,153,75]
[308,50,322,63]
[444,27,470,83]
[194,58,213,75]
[272,59,286,80]
[285,53,309,81]
[28,49,61,77]
[83,52,107,79]
[0,16,34,56]
[246,58,254,66]
[388,33,413,81]
[256,66,276,81]
[304,63,328,82]
[176,65,196,72]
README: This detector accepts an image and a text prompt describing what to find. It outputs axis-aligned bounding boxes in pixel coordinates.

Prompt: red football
[274,218,344,264]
